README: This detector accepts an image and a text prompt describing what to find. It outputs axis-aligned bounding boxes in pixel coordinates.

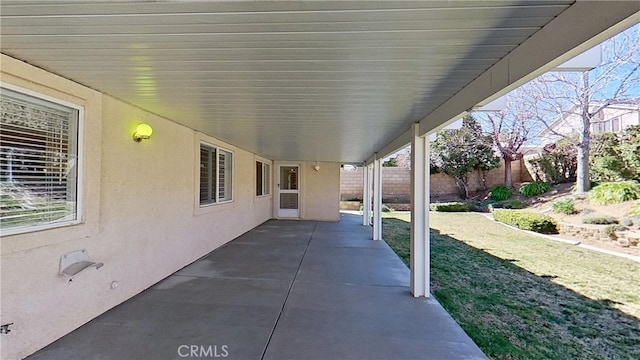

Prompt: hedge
[429,202,472,212]
[493,209,558,234]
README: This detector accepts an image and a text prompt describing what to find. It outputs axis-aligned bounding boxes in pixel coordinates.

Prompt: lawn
[382,211,640,360]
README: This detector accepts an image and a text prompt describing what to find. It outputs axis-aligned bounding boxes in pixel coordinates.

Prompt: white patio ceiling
[1,1,638,163]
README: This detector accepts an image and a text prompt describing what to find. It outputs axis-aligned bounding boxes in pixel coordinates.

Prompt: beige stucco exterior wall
[0,55,275,360]
[301,161,341,221]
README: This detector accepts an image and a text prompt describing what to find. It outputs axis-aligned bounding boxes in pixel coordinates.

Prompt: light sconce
[314,162,320,171]
[133,123,153,142]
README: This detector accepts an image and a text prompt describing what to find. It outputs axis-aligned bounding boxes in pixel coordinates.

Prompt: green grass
[382,212,640,360]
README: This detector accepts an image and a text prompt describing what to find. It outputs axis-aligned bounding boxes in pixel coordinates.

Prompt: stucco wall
[0,55,277,360]
[301,161,341,221]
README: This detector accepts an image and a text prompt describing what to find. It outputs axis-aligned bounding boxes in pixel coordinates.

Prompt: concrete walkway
[29,213,486,360]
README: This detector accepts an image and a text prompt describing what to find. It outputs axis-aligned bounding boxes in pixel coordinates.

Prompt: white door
[278,165,300,218]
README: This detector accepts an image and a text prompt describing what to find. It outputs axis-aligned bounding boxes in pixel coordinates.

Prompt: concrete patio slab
[28,213,487,360]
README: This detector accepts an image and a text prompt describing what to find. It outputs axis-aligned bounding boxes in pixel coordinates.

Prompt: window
[591,120,610,134]
[200,143,233,205]
[0,87,80,234]
[612,117,620,132]
[256,160,270,196]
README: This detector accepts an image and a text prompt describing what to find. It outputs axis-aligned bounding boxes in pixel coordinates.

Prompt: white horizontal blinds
[218,149,232,202]
[200,143,232,205]
[199,145,216,204]
[0,88,78,231]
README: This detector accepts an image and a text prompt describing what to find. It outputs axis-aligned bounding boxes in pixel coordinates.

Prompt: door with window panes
[277,165,299,218]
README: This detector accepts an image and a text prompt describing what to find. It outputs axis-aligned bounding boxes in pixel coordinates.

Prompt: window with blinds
[0,87,80,234]
[256,161,270,196]
[199,143,233,205]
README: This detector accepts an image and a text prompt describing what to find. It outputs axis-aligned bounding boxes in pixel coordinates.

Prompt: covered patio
[28,213,485,360]
[2,1,639,358]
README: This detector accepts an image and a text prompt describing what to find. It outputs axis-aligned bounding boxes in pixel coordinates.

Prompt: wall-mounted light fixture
[314,162,320,171]
[133,123,153,142]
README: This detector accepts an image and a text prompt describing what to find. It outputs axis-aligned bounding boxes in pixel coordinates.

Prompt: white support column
[372,156,383,240]
[362,164,370,226]
[410,123,430,297]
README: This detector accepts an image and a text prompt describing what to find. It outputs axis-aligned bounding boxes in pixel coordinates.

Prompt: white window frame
[0,82,84,236]
[199,142,233,206]
[611,117,621,133]
[256,160,271,197]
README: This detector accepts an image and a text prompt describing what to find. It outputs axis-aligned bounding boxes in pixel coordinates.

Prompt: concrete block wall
[340,159,534,201]
[340,167,363,200]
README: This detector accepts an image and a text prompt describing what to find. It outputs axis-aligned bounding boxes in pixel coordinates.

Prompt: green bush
[582,215,619,225]
[552,198,576,214]
[519,181,551,197]
[381,204,394,213]
[604,224,618,239]
[589,181,640,205]
[488,200,526,210]
[604,224,627,239]
[493,209,558,234]
[489,185,512,201]
[621,218,634,227]
[627,201,640,217]
[504,200,525,209]
[429,202,472,212]
[590,126,640,182]
[528,138,577,183]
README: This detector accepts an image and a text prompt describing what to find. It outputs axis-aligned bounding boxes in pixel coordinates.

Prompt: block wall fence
[340,159,533,202]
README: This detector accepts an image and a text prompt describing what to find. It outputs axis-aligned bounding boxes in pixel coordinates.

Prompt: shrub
[488,200,525,211]
[582,215,619,225]
[528,138,577,183]
[504,200,525,209]
[493,209,558,234]
[604,225,618,239]
[489,185,512,201]
[552,198,576,215]
[621,218,634,227]
[604,225,627,239]
[627,201,640,217]
[519,181,551,197]
[429,202,472,212]
[590,126,640,182]
[381,204,394,213]
[589,181,640,205]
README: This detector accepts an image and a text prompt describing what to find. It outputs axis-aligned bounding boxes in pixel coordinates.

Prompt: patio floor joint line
[259,221,317,360]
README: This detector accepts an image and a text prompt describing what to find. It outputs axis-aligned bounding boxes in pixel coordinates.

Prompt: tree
[528,138,577,183]
[475,89,539,188]
[382,157,398,167]
[395,150,411,169]
[525,24,640,193]
[590,125,640,182]
[431,115,500,199]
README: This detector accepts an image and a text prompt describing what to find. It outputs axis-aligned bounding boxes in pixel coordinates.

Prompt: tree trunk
[576,71,591,194]
[478,169,487,190]
[576,143,590,193]
[455,178,468,199]
[504,157,513,188]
